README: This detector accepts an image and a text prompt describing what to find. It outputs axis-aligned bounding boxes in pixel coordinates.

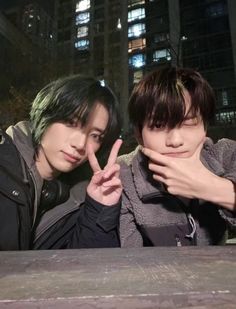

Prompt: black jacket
[0,130,33,250]
[0,124,120,250]
[34,194,121,249]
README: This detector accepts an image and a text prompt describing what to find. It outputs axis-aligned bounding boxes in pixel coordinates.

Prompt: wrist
[201,175,236,211]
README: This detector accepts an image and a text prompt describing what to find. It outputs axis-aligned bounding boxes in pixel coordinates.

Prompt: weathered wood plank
[0,246,235,308]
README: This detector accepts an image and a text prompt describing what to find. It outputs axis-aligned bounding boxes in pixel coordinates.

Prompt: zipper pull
[175,235,182,247]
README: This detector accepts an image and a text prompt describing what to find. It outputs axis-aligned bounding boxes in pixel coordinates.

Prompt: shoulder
[203,137,236,158]
[0,129,20,163]
[117,145,141,166]
[202,137,236,175]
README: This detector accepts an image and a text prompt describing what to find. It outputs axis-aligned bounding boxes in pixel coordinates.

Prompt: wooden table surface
[0,246,235,308]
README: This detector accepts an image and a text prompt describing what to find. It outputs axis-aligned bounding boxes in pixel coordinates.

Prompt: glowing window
[129,53,146,68]
[128,38,146,53]
[128,8,145,22]
[76,12,90,24]
[128,0,145,8]
[76,0,90,12]
[128,23,145,38]
[75,39,89,50]
[77,26,88,38]
[153,49,171,62]
[133,70,143,83]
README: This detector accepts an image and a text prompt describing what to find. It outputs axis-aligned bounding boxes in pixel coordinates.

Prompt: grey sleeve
[119,193,143,247]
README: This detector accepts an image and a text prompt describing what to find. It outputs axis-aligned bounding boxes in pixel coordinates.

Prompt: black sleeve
[69,194,121,248]
[34,194,121,249]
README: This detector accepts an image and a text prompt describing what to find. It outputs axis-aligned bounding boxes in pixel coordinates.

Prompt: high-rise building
[4,1,56,53]
[0,1,57,127]
[55,0,236,130]
[180,0,236,125]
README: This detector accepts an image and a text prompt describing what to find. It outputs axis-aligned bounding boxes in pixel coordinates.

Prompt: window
[153,49,171,62]
[76,0,90,12]
[222,90,228,106]
[133,70,143,83]
[216,111,236,124]
[75,39,89,50]
[205,2,227,17]
[128,38,146,53]
[77,26,88,38]
[76,12,90,24]
[128,23,145,38]
[129,53,146,68]
[128,0,145,8]
[94,8,104,20]
[154,32,169,43]
[128,8,145,22]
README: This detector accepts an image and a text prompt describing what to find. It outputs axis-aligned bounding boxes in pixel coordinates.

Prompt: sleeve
[69,194,121,248]
[0,192,21,250]
[213,139,236,225]
[119,193,143,247]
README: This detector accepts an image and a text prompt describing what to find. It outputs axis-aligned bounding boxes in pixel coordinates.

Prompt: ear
[134,127,143,145]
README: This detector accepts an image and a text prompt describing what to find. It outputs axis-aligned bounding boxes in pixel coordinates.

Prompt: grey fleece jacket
[118,138,236,247]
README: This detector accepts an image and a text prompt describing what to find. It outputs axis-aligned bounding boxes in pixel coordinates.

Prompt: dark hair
[128,66,215,133]
[30,75,121,153]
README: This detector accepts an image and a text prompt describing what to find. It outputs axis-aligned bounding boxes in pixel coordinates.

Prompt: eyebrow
[91,126,106,133]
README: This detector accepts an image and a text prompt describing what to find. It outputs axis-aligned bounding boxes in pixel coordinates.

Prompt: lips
[62,151,80,163]
[163,152,188,158]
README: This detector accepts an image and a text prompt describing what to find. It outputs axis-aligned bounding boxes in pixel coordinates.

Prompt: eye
[89,132,104,143]
[182,118,198,126]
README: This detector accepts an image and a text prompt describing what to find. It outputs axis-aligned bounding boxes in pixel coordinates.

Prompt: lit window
[216,111,236,124]
[129,53,146,68]
[128,38,146,53]
[153,49,171,62]
[222,90,228,106]
[133,70,143,83]
[76,0,90,12]
[75,39,89,50]
[128,0,145,8]
[128,23,145,38]
[76,12,90,24]
[128,8,145,22]
[77,26,89,38]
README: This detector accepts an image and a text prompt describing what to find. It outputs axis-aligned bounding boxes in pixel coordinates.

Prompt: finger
[141,147,169,166]
[153,174,167,184]
[90,171,103,184]
[149,163,167,178]
[86,142,101,173]
[105,139,123,169]
[101,178,122,188]
[103,164,120,179]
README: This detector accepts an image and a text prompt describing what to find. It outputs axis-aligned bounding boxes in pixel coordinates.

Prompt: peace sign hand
[86,139,123,206]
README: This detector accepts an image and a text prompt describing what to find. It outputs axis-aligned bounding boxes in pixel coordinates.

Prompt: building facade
[50,0,236,130]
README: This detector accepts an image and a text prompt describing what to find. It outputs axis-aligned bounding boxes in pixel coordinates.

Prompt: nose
[166,128,184,148]
[70,131,87,155]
